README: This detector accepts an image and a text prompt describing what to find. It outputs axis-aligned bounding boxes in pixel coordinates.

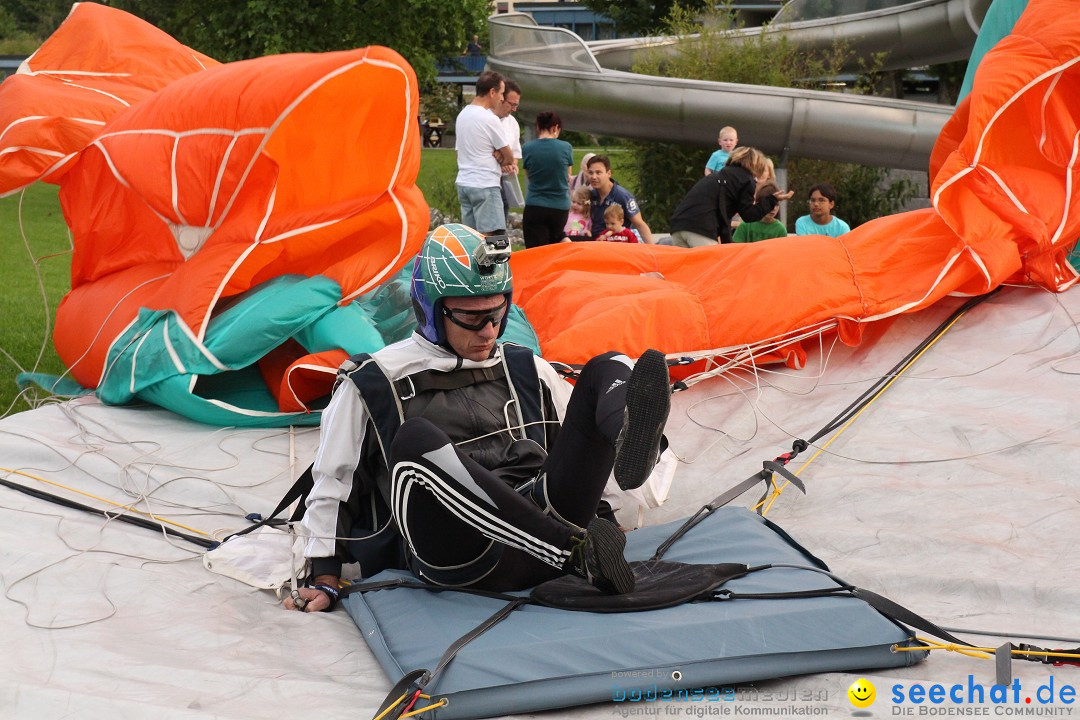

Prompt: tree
[3,0,489,87]
[0,0,71,38]
[626,5,917,229]
[627,5,845,225]
[583,0,708,36]
[785,159,917,230]
[580,0,708,36]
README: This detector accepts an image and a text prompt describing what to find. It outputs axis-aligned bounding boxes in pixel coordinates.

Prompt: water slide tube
[486,0,992,170]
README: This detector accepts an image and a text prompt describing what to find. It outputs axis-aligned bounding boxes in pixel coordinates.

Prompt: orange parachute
[2,1,1078,425]
[2,4,428,425]
[0,3,218,194]
[513,0,1080,372]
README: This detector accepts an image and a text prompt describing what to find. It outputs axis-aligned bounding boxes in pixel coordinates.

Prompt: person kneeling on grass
[285,224,671,612]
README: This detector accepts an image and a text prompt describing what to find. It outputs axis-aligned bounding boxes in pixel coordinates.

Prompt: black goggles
[441,299,508,331]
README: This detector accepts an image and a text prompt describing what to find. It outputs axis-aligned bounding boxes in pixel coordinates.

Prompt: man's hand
[283,574,340,612]
[498,158,519,175]
[493,145,513,167]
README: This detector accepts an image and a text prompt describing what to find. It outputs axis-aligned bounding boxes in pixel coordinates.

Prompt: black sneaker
[565,517,636,594]
[613,349,671,491]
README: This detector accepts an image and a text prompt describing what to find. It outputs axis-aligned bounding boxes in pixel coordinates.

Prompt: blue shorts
[457,184,505,234]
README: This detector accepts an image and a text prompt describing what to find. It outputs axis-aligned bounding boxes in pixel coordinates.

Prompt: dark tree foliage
[0,0,71,37]
[0,0,490,87]
[624,4,919,230]
[579,0,708,36]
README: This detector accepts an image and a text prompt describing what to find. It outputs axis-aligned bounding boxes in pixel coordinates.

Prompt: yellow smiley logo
[847,678,876,708]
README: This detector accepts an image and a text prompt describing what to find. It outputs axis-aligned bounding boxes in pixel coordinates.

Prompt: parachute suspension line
[672,332,845,466]
[455,418,562,448]
[653,292,1003,558]
[18,187,53,382]
[815,290,1000,444]
[372,694,447,720]
[674,320,839,392]
[0,465,214,548]
[1,187,74,417]
[754,289,1003,516]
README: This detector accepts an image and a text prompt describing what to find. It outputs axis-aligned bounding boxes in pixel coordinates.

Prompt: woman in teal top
[521,111,574,248]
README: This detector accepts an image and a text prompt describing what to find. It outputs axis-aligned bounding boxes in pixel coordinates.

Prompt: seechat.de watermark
[888,675,1076,716]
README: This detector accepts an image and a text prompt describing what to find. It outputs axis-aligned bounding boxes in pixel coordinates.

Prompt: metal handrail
[488,13,603,74]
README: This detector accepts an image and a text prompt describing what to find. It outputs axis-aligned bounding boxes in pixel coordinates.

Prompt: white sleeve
[507,116,522,159]
[299,383,368,560]
[534,357,573,421]
[485,111,509,150]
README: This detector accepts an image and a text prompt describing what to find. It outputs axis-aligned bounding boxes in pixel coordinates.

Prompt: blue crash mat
[343,507,925,719]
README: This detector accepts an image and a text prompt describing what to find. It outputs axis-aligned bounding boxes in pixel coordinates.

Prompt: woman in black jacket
[668,146,791,246]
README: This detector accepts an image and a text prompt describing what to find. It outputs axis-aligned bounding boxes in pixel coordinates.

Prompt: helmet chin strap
[443,340,497,364]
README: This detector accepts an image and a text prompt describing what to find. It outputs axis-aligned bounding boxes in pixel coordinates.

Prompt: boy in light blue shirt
[704,126,738,176]
[794,183,851,238]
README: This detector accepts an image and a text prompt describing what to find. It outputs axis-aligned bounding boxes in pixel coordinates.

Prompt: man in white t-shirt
[455,71,513,235]
[494,79,524,226]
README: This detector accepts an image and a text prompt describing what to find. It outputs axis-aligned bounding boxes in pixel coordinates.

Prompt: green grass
[0,183,71,417]
[417,148,460,220]
[0,146,640,418]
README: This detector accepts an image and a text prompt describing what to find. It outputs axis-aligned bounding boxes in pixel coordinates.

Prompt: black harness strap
[347,354,401,469]
[717,587,854,601]
[394,364,504,397]
[1,477,215,549]
[347,342,549,463]
[502,342,547,447]
[339,576,520,604]
[852,587,973,647]
[650,457,807,562]
[214,464,314,547]
[365,586,530,720]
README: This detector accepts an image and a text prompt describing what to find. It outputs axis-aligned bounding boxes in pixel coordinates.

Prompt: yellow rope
[371,692,444,720]
[400,698,447,718]
[904,637,993,660]
[0,465,209,536]
[893,637,1080,662]
[371,692,410,720]
[754,309,972,516]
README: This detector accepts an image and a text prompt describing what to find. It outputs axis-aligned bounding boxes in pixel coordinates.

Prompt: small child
[705,126,738,176]
[795,182,851,238]
[563,186,593,241]
[596,204,638,243]
[732,181,787,243]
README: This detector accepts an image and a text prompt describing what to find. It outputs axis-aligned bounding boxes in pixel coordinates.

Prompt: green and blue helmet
[411,224,513,346]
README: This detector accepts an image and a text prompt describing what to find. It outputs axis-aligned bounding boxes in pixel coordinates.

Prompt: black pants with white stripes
[389,352,633,591]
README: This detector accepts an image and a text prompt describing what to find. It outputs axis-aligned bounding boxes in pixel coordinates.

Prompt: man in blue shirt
[585,155,655,244]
